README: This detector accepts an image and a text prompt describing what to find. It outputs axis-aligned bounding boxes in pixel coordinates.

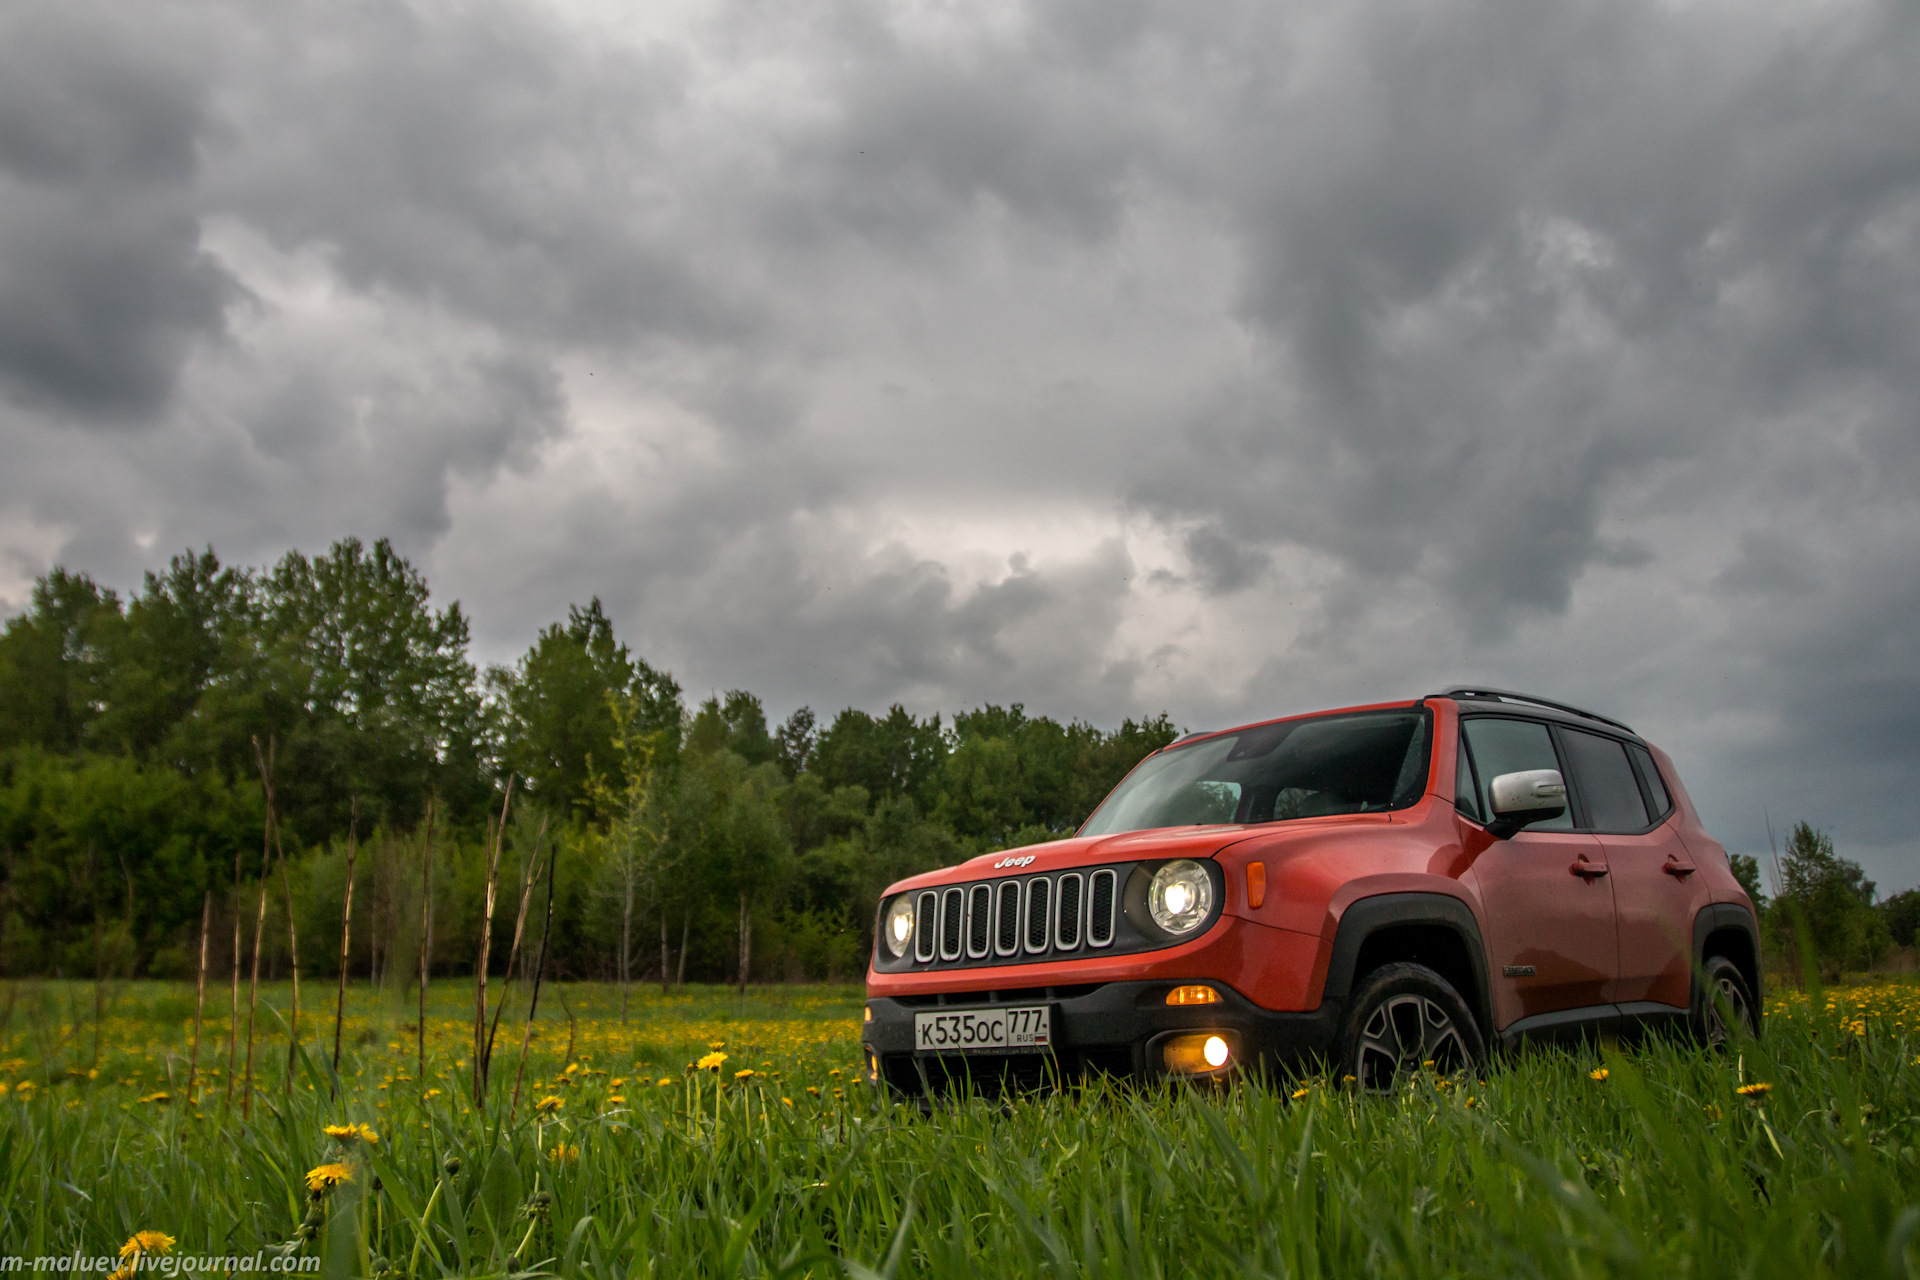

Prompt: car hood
[882,825,1252,896]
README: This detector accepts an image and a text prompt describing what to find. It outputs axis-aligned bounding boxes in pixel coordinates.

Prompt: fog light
[864,1005,873,1022]
[1166,985,1222,1006]
[1162,1032,1235,1074]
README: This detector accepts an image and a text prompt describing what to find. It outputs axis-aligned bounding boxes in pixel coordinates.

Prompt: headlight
[1148,859,1213,935]
[883,895,916,957]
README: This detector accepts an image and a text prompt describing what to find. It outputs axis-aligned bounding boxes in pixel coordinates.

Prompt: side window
[1453,740,1482,822]
[1458,718,1572,831]
[1560,729,1651,833]
[1629,743,1672,819]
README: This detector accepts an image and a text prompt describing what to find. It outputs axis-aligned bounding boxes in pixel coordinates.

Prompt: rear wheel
[1334,962,1485,1093]
[1695,954,1757,1046]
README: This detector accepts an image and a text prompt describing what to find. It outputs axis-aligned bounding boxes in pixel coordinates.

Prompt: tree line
[1730,824,1917,980]
[0,539,1178,987]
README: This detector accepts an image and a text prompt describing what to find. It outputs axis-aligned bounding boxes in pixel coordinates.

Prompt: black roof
[1428,686,1636,736]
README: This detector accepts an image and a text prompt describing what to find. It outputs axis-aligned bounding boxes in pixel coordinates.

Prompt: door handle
[1571,861,1609,879]
[1663,861,1696,878]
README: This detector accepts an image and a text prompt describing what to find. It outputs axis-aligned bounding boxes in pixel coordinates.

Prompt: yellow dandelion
[305,1163,355,1192]
[1589,1068,1609,1082]
[607,1095,626,1104]
[697,1051,728,1072]
[424,1088,443,1099]
[806,1086,820,1096]
[1703,1104,1724,1120]
[535,1096,564,1114]
[137,1091,170,1104]
[548,1142,580,1163]
[1736,1082,1772,1099]
[782,1097,793,1106]
[734,1068,756,1080]
[708,1040,726,1050]
[611,1078,626,1087]
[1290,1087,1311,1100]
[656,1078,672,1087]
[323,1122,379,1144]
[119,1232,175,1260]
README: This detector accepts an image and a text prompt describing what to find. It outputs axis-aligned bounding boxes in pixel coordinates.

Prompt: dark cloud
[0,6,232,417]
[2,0,1918,892]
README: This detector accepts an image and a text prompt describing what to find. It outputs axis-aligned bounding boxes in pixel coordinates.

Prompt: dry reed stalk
[332,799,359,1081]
[509,824,560,1118]
[226,827,242,1108]
[417,796,436,1088]
[483,814,548,1076]
[242,837,271,1118]
[253,735,299,1092]
[472,777,513,1106]
[186,891,211,1105]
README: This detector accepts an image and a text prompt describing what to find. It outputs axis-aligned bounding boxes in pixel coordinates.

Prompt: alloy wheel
[1355,993,1468,1091]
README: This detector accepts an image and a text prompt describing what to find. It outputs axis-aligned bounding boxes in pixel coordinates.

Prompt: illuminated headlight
[1148,859,1213,935]
[883,895,916,958]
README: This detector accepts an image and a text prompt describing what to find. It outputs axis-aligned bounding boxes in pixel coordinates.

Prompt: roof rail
[1430,686,1635,735]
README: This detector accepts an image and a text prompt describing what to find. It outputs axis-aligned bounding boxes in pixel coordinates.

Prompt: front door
[1457,717,1619,1031]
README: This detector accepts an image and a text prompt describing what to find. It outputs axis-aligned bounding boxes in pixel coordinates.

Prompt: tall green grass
[2,979,1916,1277]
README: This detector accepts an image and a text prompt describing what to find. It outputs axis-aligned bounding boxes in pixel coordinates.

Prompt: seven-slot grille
[893,867,1123,968]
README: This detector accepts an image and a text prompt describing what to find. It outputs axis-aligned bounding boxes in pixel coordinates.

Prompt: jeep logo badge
[992,854,1036,870]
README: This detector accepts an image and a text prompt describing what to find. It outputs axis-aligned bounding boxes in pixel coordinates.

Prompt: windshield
[1078,708,1432,837]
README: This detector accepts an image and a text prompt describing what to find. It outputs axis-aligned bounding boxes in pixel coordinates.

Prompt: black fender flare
[1693,901,1764,1009]
[1322,892,1496,1039]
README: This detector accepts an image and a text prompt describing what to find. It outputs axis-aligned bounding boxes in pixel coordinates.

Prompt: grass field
[2,976,1917,1278]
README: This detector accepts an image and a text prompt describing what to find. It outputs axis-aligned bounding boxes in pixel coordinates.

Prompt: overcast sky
[2,0,1917,891]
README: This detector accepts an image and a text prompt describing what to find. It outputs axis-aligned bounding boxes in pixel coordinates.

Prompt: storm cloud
[2,0,1917,888]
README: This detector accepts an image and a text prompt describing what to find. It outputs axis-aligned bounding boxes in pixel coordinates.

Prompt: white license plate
[913,1005,1051,1053]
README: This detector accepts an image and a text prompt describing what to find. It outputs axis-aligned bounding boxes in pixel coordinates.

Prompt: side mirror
[1486,769,1567,839]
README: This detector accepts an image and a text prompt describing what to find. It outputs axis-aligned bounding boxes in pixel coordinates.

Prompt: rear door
[1457,717,1618,1030]
[1557,727,1707,1011]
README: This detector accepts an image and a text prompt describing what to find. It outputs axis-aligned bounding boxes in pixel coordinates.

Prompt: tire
[1694,954,1758,1046]
[1334,962,1486,1093]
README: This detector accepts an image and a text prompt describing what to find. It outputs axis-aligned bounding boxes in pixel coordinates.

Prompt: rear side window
[1629,743,1672,819]
[1560,728,1651,833]
[1458,718,1572,831]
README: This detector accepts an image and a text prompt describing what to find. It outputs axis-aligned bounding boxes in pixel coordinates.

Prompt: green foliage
[1766,822,1891,978]
[1729,852,1766,907]
[1882,890,1920,953]
[0,542,1180,982]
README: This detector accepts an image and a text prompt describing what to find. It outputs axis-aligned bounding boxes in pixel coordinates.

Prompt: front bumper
[861,979,1340,1096]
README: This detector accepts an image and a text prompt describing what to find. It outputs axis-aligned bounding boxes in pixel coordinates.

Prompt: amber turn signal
[864,1005,873,1022]
[1246,861,1267,909]
[1166,984,1222,1006]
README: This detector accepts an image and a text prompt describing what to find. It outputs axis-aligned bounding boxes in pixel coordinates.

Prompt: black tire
[1334,962,1486,1093]
[1694,954,1758,1046]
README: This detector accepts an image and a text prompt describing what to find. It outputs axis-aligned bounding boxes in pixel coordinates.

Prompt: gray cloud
[3,0,1919,890]
[0,6,233,417]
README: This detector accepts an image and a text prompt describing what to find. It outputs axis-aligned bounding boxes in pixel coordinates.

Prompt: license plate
[913,1005,1050,1053]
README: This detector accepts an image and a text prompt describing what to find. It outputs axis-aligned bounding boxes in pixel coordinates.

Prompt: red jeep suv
[862,688,1761,1094]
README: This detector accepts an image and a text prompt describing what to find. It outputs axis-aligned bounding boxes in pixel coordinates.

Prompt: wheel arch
[1324,892,1495,1040]
[1693,902,1764,1013]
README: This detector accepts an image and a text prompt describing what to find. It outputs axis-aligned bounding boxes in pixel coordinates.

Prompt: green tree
[0,569,120,753]
[254,537,484,834]
[493,598,680,813]
[1768,822,1889,977]
[585,690,674,1014]
[1729,853,1766,908]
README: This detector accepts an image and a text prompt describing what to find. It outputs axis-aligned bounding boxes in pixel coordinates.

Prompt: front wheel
[1333,962,1486,1093]
[1695,954,1758,1046]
